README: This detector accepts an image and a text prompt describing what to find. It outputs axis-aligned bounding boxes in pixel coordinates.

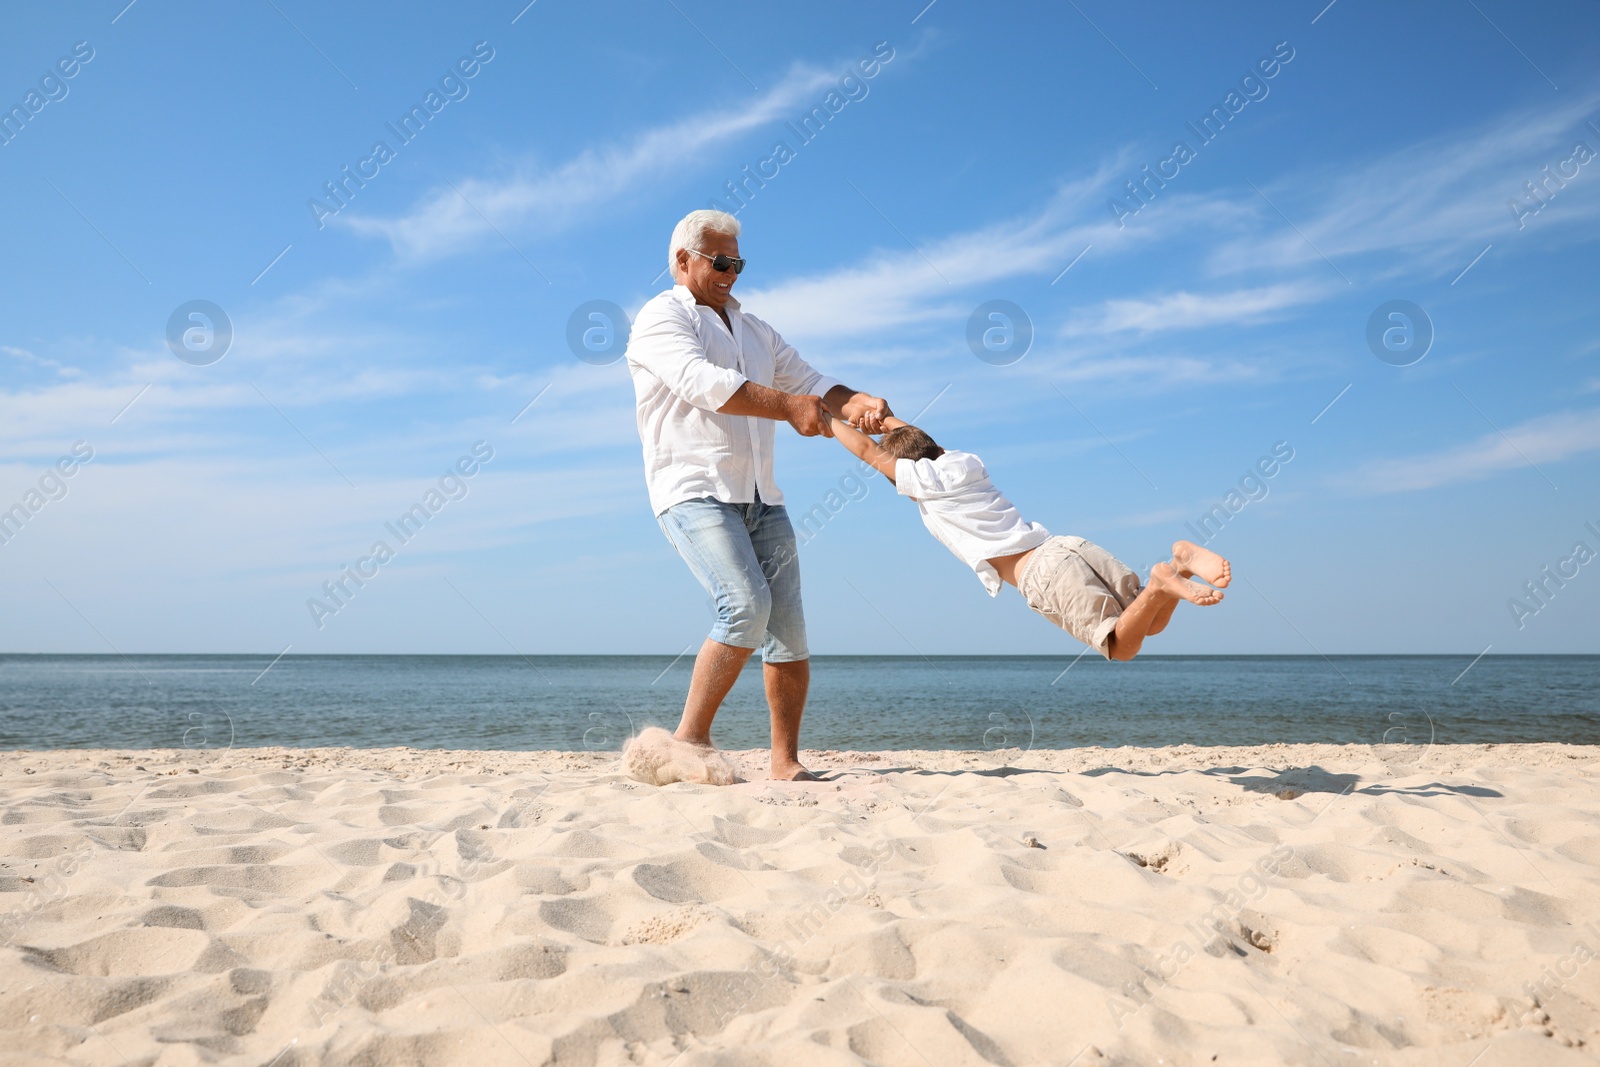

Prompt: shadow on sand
[1081,763,1503,799]
[835,766,1053,780]
[824,762,1504,799]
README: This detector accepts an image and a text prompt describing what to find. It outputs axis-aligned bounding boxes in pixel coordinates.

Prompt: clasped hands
[784,393,892,437]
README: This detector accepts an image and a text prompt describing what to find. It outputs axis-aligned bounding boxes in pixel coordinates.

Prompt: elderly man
[625,210,891,782]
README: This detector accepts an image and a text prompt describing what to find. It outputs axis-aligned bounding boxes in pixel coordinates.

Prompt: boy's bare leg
[1107,562,1223,661]
[676,638,754,745]
[764,659,813,781]
[1143,594,1181,637]
[1105,578,1177,661]
[1172,540,1231,587]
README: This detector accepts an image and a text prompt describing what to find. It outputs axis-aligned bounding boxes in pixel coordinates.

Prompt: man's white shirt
[626,285,842,516]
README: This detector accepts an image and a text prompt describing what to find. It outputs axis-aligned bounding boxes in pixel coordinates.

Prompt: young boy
[828,414,1230,660]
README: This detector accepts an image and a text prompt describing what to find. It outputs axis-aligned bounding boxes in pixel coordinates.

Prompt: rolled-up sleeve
[768,326,843,399]
[627,300,747,412]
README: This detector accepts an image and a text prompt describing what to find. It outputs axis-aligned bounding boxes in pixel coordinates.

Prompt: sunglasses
[686,247,747,275]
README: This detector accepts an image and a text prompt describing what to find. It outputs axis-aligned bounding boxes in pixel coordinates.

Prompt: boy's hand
[839,393,892,434]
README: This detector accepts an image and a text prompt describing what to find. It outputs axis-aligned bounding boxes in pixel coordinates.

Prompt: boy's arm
[881,416,910,431]
[829,415,899,482]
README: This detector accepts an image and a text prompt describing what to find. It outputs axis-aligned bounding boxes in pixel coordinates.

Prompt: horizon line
[0,651,1591,659]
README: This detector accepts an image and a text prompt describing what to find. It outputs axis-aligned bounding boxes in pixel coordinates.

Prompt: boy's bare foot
[770,761,821,782]
[1148,561,1224,606]
[1172,540,1231,588]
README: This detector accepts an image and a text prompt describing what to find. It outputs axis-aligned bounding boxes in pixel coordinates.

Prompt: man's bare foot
[1148,561,1224,606]
[770,762,821,782]
[1171,540,1231,588]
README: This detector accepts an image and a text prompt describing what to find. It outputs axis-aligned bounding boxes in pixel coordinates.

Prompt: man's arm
[718,381,833,437]
[759,318,891,432]
[823,385,892,434]
[830,415,899,481]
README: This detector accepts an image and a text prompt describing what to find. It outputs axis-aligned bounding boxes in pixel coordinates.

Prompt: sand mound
[621,727,739,786]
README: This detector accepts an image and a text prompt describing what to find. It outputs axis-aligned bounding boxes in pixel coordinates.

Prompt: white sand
[2,743,1598,1066]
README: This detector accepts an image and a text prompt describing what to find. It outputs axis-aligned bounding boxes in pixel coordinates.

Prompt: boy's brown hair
[879,424,944,461]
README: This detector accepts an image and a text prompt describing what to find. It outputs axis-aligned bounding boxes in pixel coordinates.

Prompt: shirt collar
[673,283,741,313]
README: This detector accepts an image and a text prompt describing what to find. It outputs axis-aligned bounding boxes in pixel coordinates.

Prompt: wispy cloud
[3,344,79,378]
[1063,282,1326,336]
[342,63,853,261]
[1206,91,1600,281]
[0,297,641,468]
[737,157,1149,339]
[1345,406,1600,493]
[742,90,1600,348]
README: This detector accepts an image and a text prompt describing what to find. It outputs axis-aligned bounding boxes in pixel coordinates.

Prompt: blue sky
[2,0,1597,657]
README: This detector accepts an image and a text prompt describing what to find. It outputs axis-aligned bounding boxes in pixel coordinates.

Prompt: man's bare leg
[675,638,754,745]
[764,659,813,781]
[1107,562,1223,661]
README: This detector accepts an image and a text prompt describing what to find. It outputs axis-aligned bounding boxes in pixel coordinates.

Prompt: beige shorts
[1017,535,1143,657]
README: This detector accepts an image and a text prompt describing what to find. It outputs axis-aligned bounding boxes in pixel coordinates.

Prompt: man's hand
[784,394,835,438]
[839,393,893,435]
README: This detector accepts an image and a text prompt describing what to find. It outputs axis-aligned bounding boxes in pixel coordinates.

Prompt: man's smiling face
[679,231,741,312]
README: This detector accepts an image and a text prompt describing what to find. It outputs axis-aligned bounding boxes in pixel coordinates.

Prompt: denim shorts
[658,497,808,662]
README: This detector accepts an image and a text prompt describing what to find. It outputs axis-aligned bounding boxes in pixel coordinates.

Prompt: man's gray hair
[668,209,740,282]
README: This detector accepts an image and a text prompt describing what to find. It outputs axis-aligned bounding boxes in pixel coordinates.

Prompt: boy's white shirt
[894,450,1052,596]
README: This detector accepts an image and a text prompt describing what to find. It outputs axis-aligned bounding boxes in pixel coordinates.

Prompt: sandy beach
[2,743,1597,1066]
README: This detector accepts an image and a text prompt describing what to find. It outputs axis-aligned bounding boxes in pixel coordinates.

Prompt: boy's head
[879,424,943,462]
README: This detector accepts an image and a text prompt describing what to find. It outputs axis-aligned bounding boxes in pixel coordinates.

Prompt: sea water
[1,654,1595,752]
